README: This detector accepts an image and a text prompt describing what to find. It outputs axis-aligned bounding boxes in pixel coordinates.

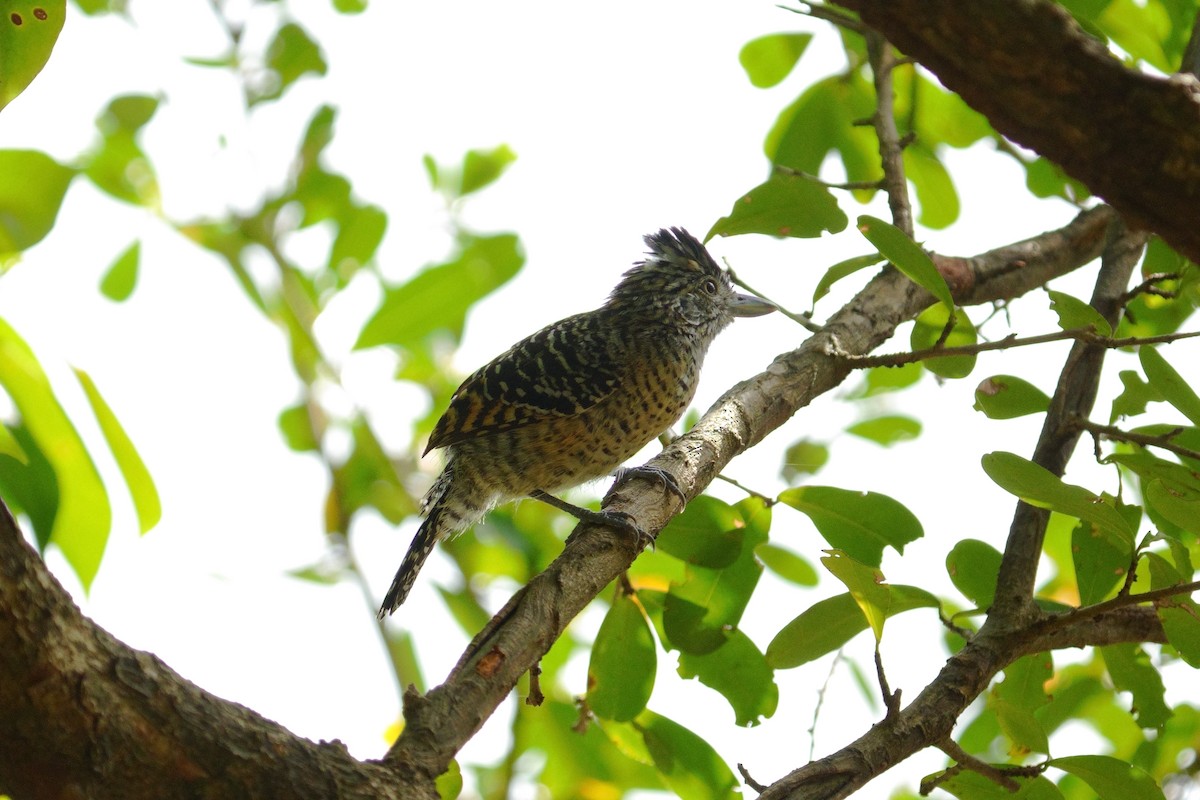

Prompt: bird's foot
[530,490,654,549]
[606,465,687,508]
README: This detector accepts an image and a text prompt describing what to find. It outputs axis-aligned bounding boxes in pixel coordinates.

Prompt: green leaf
[1025,157,1090,203]
[738,32,812,88]
[911,303,977,379]
[0,1,66,111]
[1072,517,1131,605]
[83,95,160,208]
[277,404,319,452]
[459,144,517,197]
[845,414,920,446]
[0,423,57,546]
[73,369,160,534]
[857,215,953,310]
[1139,346,1200,426]
[854,362,922,397]
[589,591,657,722]
[662,498,768,654]
[755,542,817,586]
[992,652,1052,754]
[0,319,111,586]
[0,150,76,257]
[656,495,743,569]
[1048,755,1165,800]
[946,538,1002,608]
[780,437,828,482]
[332,0,367,12]
[707,173,847,240]
[1111,370,1164,422]
[981,451,1135,540]
[1048,290,1112,336]
[355,233,525,350]
[811,253,884,306]
[99,241,140,301]
[974,375,1051,420]
[1100,643,1172,728]
[636,710,738,800]
[935,771,1064,800]
[822,550,889,642]
[435,758,462,800]
[677,630,778,726]
[767,74,878,190]
[255,22,327,105]
[1144,478,1200,536]
[327,204,387,279]
[779,485,923,567]
[903,144,959,229]
[1159,602,1200,667]
[766,585,938,668]
[0,423,28,463]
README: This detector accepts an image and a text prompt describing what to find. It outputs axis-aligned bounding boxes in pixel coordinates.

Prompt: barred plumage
[379,227,774,617]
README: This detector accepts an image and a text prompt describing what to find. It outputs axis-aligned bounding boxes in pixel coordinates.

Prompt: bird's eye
[703,279,719,295]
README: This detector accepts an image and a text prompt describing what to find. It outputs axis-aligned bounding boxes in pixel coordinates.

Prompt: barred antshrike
[379,227,774,617]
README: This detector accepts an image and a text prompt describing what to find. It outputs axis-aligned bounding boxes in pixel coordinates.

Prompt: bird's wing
[424,314,623,453]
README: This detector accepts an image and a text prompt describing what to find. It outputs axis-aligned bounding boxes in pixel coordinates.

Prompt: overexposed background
[0,1,1147,796]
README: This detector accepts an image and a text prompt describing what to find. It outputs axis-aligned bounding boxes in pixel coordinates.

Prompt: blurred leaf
[0,319,110,587]
[738,32,812,88]
[1140,346,1200,426]
[992,652,1052,754]
[1073,517,1131,605]
[780,437,828,481]
[0,423,28,463]
[74,368,160,534]
[254,22,327,105]
[589,591,656,722]
[1048,290,1111,336]
[903,144,959,229]
[329,419,416,526]
[974,375,1051,420]
[1024,156,1091,203]
[946,538,1002,608]
[328,203,387,280]
[1048,755,1165,800]
[356,233,524,350]
[83,94,160,208]
[277,403,320,452]
[822,550,889,641]
[913,75,994,149]
[0,1,66,111]
[766,585,937,668]
[858,214,953,310]
[911,303,977,379]
[332,0,367,12]
[755,542,817,586]
[1143,478,1200,537]
[1111,369,1163,422]
[0,149,76,257]
[1099,643,1172,729]
[845,414,920,446]
[853,362,922,397]
[656,495,743,569]
[779,485,923,566]
[459,145,517,197]
[677,630,778,726]
[981,451,1134,540]
[707,173,847,240]
[636,710,738,800]
[435,758,462,800]
[0,424,58,547]
[812,253,883,307]
[99,240,140,301]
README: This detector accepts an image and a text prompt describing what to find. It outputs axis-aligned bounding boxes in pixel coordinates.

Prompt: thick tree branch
[388,206,1122,781]
[0,502,413,800]
[836,0,1200,263]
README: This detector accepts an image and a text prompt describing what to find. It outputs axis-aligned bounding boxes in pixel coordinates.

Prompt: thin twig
[738,763,769,793]
[865,31,914,236]
[1039,578,1200,633]
[773,163,883,192]
[1072,418,1200,463]
[933,739,1023,792]
[728,268,824,332]
[808,649,845,762]
[781,1,866,33]
[713,473,778,505]
[874,647,901,721]
[840,327,1200,369]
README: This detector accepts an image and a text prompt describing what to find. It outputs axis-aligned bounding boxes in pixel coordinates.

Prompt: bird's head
[606,228,775,336]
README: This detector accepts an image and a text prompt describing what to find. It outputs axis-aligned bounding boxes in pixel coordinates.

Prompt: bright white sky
[3,1,1188,797]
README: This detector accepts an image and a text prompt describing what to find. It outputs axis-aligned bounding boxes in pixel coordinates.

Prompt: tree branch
[836,0,1200,263]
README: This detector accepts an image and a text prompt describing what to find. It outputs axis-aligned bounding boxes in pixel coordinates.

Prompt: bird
[378,227,775,617]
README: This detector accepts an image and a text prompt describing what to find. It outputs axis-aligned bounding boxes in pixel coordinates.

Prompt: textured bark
[838,0,1200,263]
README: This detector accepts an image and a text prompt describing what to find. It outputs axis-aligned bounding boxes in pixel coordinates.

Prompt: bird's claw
[607,465,687,508]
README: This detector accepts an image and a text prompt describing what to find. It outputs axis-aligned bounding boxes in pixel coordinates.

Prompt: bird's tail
[378,505,446,618]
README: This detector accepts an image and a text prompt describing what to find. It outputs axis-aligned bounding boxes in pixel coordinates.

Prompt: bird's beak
[729,292,777,318]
